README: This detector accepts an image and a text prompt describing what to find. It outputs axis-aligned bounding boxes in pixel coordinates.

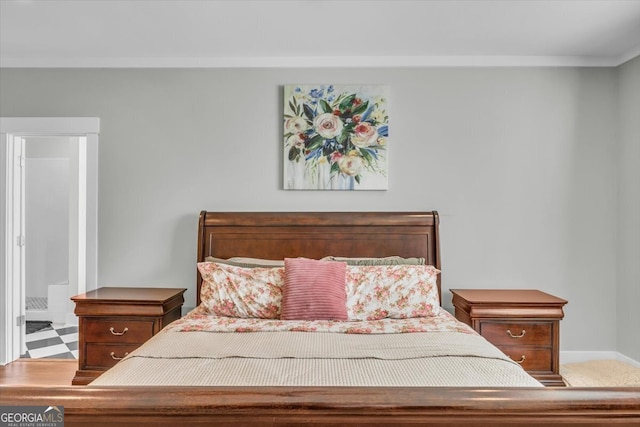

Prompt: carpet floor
[560,359,640,387]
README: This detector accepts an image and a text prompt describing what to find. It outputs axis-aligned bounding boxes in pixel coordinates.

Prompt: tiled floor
[21,324,78,359]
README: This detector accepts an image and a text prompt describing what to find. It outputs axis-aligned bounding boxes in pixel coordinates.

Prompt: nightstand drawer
[479,321,552,346]
[84,319,155,343]
[497,346,552,372]
[85,343,141,369]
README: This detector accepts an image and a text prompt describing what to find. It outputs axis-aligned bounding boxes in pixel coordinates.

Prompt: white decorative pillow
[346,264,440,320]
[197,262,284,318]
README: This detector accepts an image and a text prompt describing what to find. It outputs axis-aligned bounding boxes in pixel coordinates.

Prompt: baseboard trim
[560,351,640,368]
[65,312,78,326]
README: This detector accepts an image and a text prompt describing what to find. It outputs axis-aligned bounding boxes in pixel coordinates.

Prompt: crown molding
[0,54,633,68]
[617,46,640,66]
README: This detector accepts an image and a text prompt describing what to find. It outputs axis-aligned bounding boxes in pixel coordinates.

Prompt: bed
[2,211,640,426]
[89,211,539,388]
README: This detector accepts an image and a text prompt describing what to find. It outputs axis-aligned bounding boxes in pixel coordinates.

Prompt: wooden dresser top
[71,287,186,304]
[450,289,567,306]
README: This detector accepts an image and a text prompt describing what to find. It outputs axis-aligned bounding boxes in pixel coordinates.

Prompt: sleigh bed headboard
[196,211,441,306]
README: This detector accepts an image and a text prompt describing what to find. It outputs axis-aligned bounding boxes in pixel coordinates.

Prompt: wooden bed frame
[196,211,442,305]
[2,211,639,426]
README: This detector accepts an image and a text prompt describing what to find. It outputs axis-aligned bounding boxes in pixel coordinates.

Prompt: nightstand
[71,287,186,385]
[450,289,567,387]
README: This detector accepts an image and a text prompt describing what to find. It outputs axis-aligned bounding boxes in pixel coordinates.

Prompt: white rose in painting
[338,152,364,176]
[286,133,305,149]
[285,117,309,135]
[351,122,378,148]
[314,113,343,139]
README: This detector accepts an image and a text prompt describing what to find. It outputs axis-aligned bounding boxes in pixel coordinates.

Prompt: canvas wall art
[284,84,389,190]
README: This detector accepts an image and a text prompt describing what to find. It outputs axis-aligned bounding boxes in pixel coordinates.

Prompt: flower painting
[284,84,389,190]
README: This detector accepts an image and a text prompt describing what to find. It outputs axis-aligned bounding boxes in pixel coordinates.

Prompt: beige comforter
[90,314,542,387]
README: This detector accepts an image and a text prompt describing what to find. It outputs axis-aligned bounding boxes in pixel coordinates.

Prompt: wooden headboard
[196,211,441,305]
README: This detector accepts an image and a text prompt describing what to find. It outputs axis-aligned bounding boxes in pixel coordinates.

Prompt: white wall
[616,55,640,362]
[25,137,70,298]
[0,67,621,355]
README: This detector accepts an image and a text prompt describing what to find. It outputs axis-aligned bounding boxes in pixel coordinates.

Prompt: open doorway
[0,117,99,365]
[20,137,80,360]
[24,137,73,325]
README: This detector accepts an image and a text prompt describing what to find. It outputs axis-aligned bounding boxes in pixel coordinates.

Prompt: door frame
[0,117,99,365]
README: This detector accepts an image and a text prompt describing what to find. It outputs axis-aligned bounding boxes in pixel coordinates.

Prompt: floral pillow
[197,262,284,319]
[346,264,440,320]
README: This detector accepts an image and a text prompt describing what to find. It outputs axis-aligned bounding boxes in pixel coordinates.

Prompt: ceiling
[1,0,639,68]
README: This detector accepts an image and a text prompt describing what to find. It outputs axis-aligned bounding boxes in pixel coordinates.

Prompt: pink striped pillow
[281,258,348,321]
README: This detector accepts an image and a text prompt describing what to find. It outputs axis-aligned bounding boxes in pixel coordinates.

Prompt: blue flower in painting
[327,85,334,93]
[309,88,324,99]
[294,87,302,92]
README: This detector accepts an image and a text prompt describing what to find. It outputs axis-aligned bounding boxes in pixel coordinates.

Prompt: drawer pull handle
[109,327,128,336]
[506,329,526,338]
[512,355,526,364]
[110,351,129,360]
